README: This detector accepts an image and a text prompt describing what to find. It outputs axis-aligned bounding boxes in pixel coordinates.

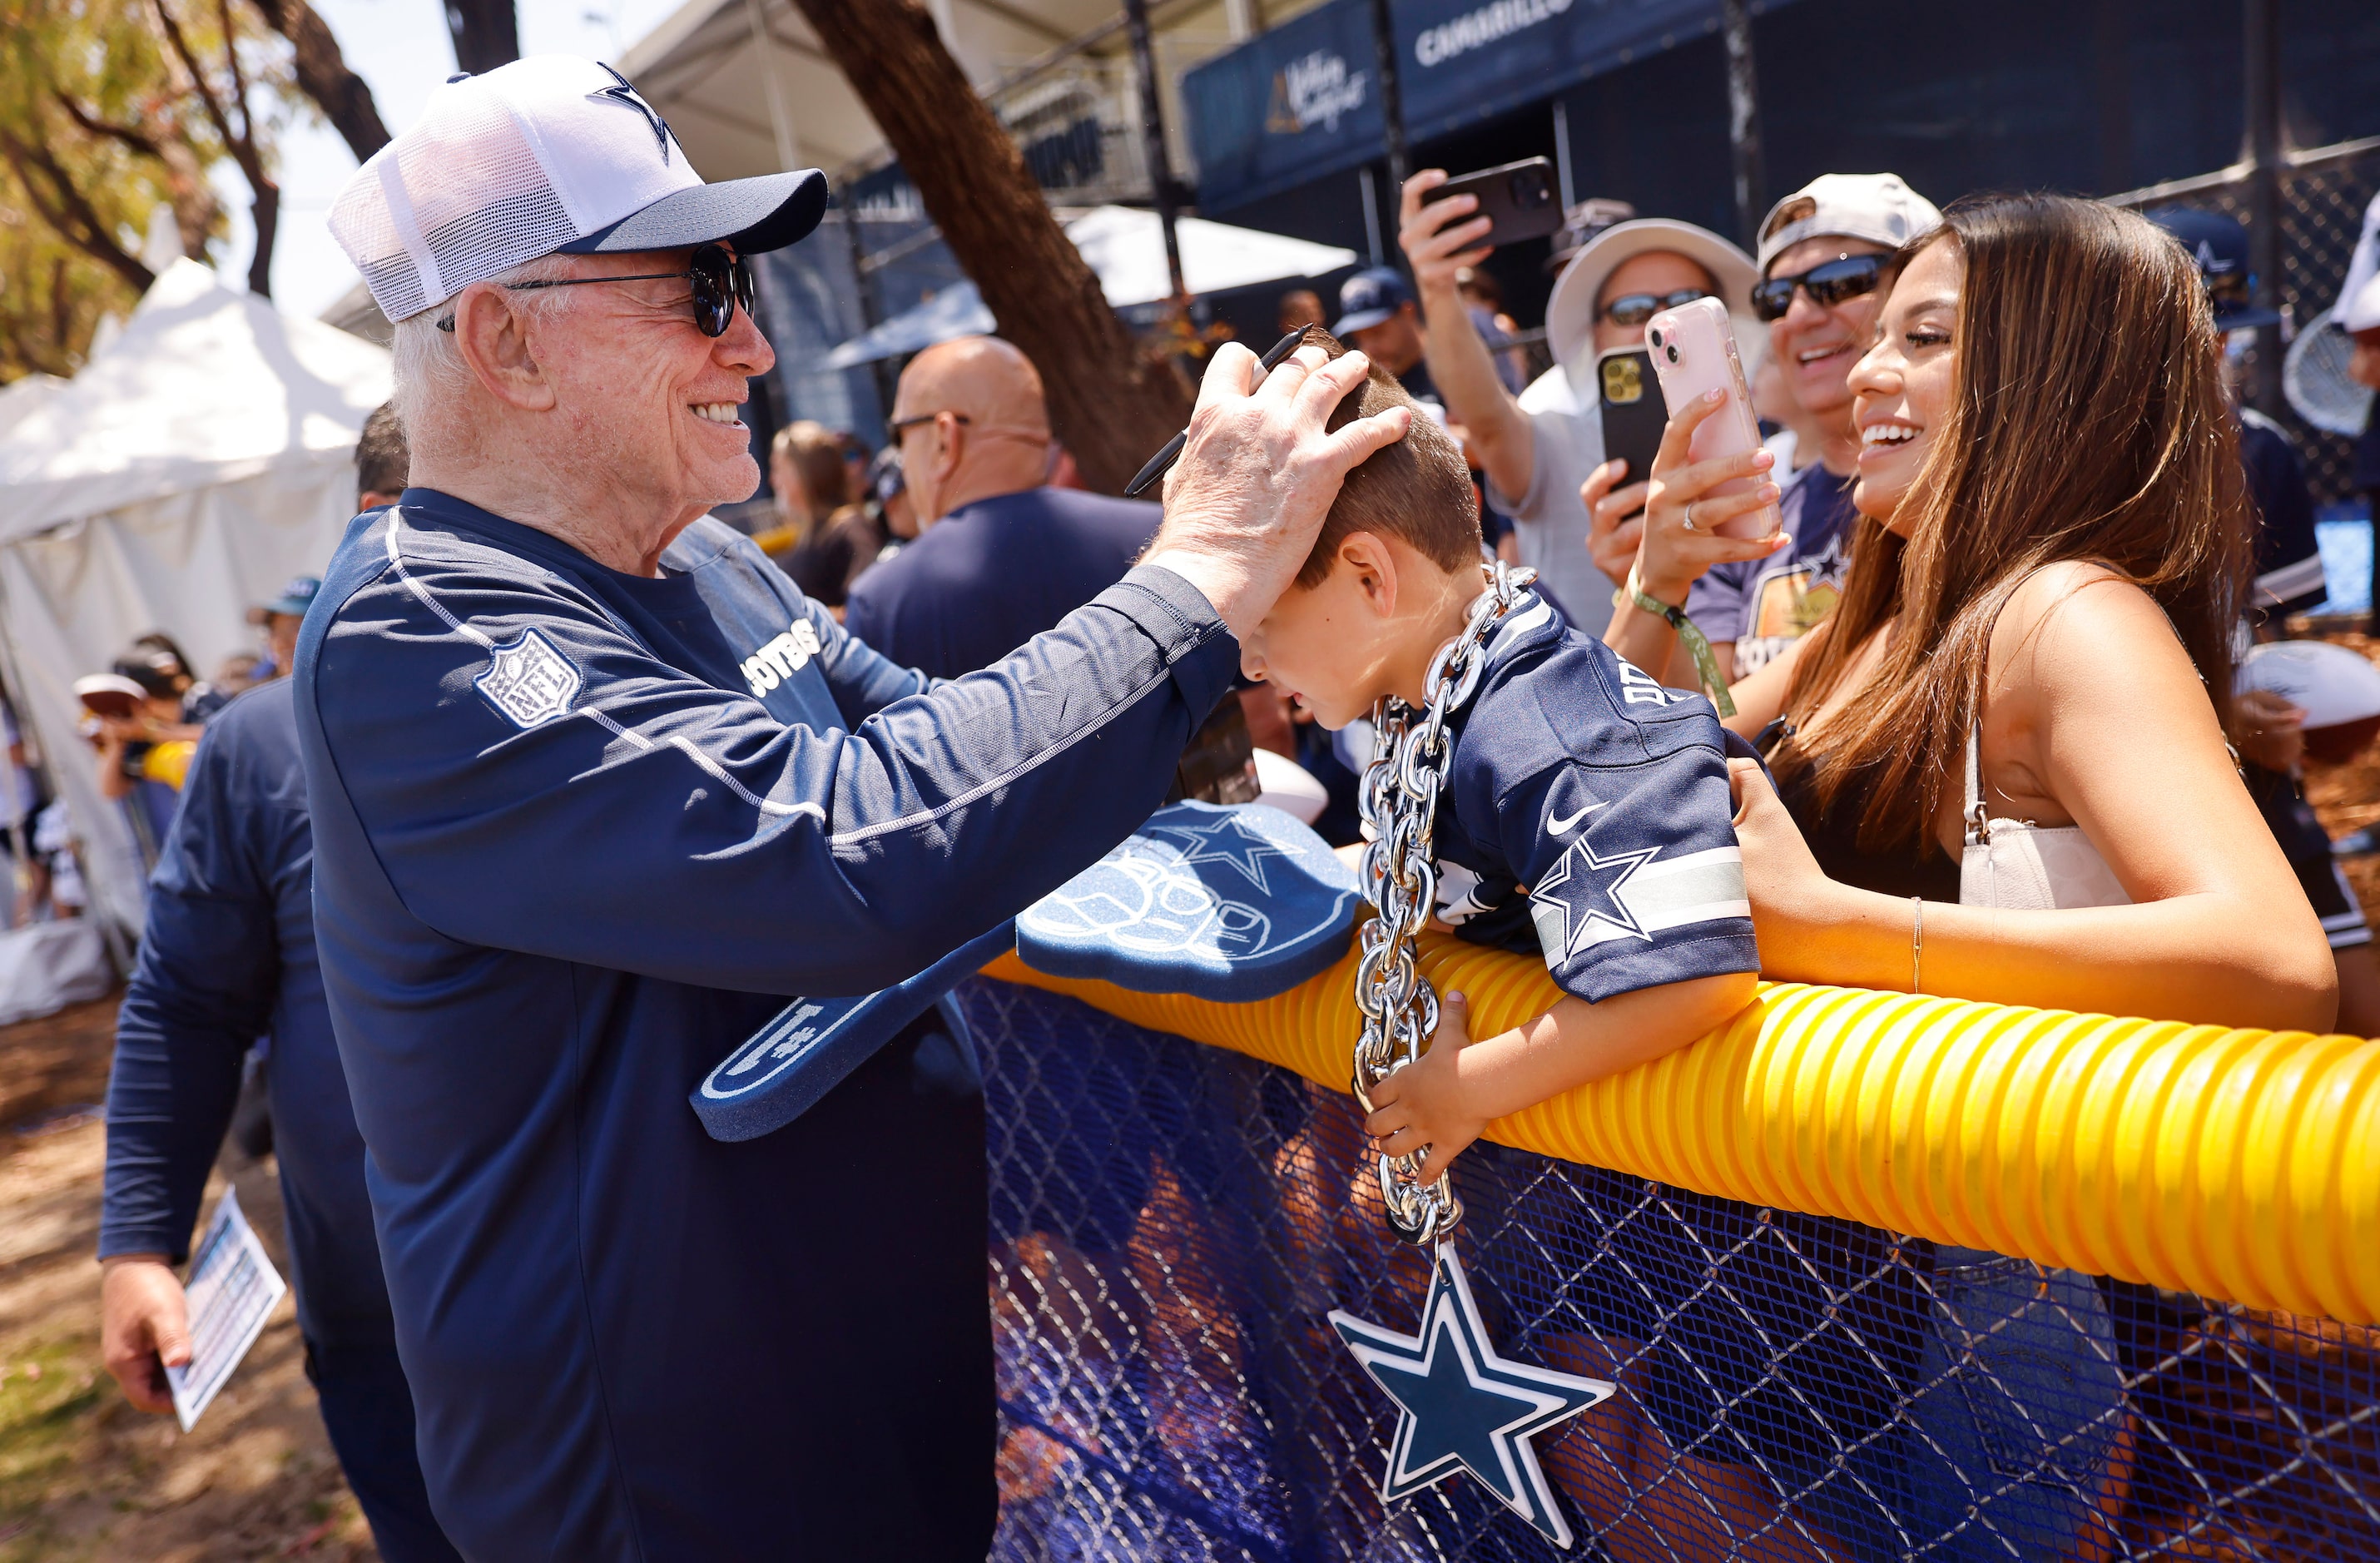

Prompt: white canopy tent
[0,259,391,934]
[825,206,1356,368]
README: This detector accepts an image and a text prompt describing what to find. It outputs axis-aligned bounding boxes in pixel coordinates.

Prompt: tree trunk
[249,0,389,160]
[442,0,519,77]
[784,0,1191,495]
[245,175,279,297]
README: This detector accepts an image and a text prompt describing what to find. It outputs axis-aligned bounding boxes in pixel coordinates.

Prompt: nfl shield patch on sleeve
[474,628,583,727]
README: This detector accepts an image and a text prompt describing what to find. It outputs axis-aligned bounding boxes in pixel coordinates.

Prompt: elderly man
[310,57,1403,1561]
[843,335,1159,678]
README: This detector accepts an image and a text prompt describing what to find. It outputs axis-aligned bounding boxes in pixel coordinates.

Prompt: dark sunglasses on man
[1599,288,1712,327]
[436,241,755,336]
[1750,253,1887,323]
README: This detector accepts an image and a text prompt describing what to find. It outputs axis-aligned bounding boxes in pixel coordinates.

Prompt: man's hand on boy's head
[1147,342,1412,643]
[1361,990,1488,1185]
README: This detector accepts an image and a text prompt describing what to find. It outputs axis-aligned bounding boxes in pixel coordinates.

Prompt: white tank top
[1957,720,2130,911]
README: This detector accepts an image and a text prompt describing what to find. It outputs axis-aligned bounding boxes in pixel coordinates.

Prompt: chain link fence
[973,978,2380,1561]
[2105,137,2380,509]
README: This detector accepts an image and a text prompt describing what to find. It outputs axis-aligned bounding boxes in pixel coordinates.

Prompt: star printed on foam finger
[1145,809,1288,892]
[1330,1246,1615,1548]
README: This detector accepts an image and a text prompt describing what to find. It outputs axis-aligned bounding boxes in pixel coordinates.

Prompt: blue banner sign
[1185,0,1781,211]
[1180,0,1386,215]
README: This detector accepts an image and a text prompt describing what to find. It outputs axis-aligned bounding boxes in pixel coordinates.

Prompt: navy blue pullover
[293,490,1232,1560]
[99,677,381,1338]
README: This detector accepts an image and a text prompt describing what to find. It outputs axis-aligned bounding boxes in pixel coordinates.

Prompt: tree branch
[52,91,223,264]
[212,0,252,145]
[0,129,157,295]
[243,0,387,160]
[148,0,242,159]
[53,93,165,160]
[149,0,277,295]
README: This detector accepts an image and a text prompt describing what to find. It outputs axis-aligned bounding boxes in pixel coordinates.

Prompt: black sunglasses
[1751,253,1887,322]
[1599,288,1712,327]
[436,243,755,336]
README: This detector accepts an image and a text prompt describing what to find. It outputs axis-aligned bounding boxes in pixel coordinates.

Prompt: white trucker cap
[1756,173,1941,277]
[330,56,828,323]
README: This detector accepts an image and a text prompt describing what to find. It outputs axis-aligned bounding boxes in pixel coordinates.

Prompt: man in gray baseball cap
[303,55,1407,1561]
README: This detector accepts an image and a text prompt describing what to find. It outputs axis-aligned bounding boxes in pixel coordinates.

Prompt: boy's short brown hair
[1296,326,1483,588]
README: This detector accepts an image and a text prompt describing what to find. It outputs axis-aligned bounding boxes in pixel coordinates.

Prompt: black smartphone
[1424,156,1563,246]
[1594,348,1664,516]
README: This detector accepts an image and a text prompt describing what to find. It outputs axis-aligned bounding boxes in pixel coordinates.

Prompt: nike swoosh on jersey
[1546,799,1608,834]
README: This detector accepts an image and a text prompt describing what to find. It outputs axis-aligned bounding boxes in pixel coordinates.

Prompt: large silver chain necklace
[1333,562,1613,1549]
[1351,560,1536,1246]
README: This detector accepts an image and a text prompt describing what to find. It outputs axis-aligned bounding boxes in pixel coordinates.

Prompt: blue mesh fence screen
[969,978,2380,1561]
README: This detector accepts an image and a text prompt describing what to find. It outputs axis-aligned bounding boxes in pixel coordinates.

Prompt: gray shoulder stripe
[385,511,494,649]
[388,508,1119,836]
[828,661,1176,848]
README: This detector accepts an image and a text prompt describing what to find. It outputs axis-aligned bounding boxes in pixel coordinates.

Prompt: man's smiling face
[533,246,775,523]
[1764,236,1891,424]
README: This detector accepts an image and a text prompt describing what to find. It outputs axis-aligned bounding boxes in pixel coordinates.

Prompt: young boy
[1238,331,1759,1182]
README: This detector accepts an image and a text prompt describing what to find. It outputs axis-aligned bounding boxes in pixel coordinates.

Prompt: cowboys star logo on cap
[587,62,673,161]
[328,55,828,323]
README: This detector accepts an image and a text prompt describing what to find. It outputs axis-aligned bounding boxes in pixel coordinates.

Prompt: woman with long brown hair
[1619,191,2335,1031]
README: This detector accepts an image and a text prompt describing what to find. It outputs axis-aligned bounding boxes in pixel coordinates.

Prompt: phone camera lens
[1648,328,1664,347]
[1664,344,1679,364]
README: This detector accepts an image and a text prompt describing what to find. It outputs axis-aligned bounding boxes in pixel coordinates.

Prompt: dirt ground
[0,996,375,1563]
[7,633,2380,1561]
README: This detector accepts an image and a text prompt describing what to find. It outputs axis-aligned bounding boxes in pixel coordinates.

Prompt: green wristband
[1626,585,1736,718]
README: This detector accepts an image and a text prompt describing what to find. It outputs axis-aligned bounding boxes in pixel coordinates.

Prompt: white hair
[389,254,581,447]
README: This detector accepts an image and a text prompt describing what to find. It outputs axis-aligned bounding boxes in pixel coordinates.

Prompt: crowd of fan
[12,156,2380,1561]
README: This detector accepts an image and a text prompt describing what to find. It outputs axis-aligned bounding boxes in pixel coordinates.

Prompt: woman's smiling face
[1846,238,1962,533]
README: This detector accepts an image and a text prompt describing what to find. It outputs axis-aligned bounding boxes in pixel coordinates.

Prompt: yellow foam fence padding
[983,932,2380,1325]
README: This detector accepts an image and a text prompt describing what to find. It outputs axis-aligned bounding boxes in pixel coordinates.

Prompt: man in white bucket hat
[300,56,1408,1561]
[1399,171,1759,633]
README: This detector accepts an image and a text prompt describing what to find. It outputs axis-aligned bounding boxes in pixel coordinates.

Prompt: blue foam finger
[692,920,1014,1142]
[1015,801,1359,1001]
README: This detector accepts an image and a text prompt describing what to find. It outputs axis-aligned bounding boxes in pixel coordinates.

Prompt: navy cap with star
[1331,1246,1614,1548]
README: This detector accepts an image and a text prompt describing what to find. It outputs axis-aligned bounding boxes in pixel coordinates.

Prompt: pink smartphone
[1642,296,1780,540]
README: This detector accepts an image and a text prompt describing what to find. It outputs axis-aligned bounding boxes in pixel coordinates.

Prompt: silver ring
[1682,504,1698,532]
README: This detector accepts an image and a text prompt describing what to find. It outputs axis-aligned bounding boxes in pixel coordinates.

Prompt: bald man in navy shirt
[844,336,1159,679]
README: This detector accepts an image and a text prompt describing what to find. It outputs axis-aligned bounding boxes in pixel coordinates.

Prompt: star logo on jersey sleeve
[1145,811,1287,892]
[1527,834,1659,958]
[1331,1247,1614,1548]
[588,63,675,161]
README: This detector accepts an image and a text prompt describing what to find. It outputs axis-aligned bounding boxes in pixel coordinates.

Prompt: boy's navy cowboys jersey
[292,489,1236,1561]
[1426,589,1758,1000]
